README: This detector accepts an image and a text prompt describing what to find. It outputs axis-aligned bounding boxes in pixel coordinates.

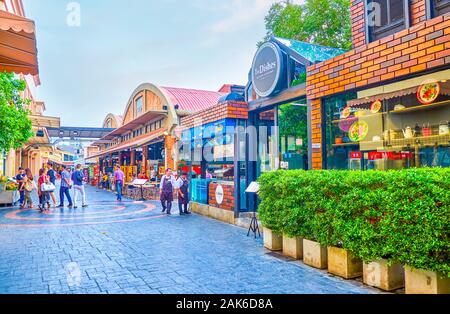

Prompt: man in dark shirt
[15,167,25,207]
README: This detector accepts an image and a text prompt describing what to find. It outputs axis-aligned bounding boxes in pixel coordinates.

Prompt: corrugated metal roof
[161,86,224,112]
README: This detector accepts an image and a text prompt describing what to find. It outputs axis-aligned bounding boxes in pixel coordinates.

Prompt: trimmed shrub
[258,168,450,276]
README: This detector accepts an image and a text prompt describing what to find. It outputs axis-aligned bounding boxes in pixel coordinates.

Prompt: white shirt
[159,175,178,190]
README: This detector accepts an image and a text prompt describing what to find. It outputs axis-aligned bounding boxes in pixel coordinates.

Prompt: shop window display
[324,76,450,170]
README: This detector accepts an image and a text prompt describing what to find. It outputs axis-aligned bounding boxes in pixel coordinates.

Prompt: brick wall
[351,0,367,49]
[310,99,323,170]
[307,14,450,100]
[208,182,234,211]
[411,0,428,26]
[179,101,248,130]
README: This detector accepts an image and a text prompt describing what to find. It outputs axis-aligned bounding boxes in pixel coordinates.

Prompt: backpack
[76,170,84,182]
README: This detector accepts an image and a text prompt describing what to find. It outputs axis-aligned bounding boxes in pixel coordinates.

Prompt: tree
[261,0,352,50]
[0,72,34,154]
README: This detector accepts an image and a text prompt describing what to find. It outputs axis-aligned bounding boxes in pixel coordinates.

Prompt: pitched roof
[160,86,224,112]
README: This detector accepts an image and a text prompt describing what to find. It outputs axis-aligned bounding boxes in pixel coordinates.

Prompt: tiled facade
[307,2,450,169]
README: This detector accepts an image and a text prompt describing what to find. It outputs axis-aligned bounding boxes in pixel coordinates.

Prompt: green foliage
[258,169,450,276]
[261,0,352,50]
[0,72,34,153]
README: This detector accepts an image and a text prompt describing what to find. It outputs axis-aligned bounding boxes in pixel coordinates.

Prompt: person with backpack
[72,164,88,209]
[23,168,36,209]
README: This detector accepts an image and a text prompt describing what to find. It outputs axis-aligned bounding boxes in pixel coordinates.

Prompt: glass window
[324,75,450,170]
[367,0,407,42]
[255,109,277,177]
[135,96,143,117]
[278,100,309,170]
[432,0,450,17]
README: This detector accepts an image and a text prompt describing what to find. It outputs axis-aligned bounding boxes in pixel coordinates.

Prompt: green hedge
[258,168,450,276]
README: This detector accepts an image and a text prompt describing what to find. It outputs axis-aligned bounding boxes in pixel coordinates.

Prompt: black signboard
[251,42,284,98]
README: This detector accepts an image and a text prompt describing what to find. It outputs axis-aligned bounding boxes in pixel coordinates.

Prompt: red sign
[349,152,362,159]
[368,151,413,160]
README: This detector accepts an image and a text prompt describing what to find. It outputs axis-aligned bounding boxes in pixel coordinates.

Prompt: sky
[22,0,301,128]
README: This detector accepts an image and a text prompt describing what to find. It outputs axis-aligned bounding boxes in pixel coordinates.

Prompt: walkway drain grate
[265,251,296,262]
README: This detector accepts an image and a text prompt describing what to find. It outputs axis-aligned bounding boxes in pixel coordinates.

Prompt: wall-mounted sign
[251,42,284,98]
[312,143,321,149]
[215,184,224,205]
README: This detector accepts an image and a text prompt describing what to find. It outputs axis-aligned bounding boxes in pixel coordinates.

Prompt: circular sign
[417,82,440,104]
[251,42,284,98]
[370,100,382,113]
[215,184,224,205]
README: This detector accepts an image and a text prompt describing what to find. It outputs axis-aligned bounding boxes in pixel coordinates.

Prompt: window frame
[365,0,410,43]
[135,96,143,117]
[429,0,450,18]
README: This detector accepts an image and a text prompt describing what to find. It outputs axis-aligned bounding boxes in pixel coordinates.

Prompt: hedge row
[258,168,450,276]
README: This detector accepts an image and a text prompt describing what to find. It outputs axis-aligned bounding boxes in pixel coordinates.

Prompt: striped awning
[0,10,38,75]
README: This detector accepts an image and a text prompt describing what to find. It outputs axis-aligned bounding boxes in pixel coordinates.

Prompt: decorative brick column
[164,135,175,170]
[310,99,323,170]
[351,0,367,49]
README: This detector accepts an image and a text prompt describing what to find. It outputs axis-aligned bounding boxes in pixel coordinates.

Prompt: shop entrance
[247,98,309,211]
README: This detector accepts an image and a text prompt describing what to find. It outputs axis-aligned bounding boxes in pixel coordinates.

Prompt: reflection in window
[432,0,450,17]
[324,78,450,170]
[367,0,407,42]
[135,96,143,117]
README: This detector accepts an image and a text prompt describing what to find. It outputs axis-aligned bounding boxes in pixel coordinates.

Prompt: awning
[29,115,61,128]
[0,10,38,75]
[348,85,450,107]
[90,128,166,159]
[102,110,168,140]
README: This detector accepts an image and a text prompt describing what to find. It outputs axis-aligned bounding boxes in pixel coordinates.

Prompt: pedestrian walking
[176,171,191,215]
[22,168,36,209]
[46,162,57,207]
[15,167,25,207]
[159,168,177,215]
[58,165,73,208]
[72,164,88,208]
[37,168,53,212]
[113,165,125,202]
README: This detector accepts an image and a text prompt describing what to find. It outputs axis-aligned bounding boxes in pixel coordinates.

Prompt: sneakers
[82,204,88,208]
[180,212,185,216]
[185,211,192,215]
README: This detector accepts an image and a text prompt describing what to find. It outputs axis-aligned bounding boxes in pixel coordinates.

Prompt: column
[142,145,148,174]
[164,135,175,170]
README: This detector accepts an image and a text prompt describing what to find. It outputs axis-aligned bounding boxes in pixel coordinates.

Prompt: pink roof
[160,86,224,112]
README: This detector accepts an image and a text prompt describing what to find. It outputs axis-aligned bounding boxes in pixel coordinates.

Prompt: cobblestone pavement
[0,185,381,294]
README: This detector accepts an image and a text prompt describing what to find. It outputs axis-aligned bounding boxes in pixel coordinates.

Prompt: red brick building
[307,0,450,170]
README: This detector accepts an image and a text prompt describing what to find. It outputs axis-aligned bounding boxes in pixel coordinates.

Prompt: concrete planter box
[263,228,282,251]
[327,247,363,279]
[282,235,303,259]
[0,190,16,205]
[405,266,450,294]
[303,239,327,269]
[208,206,235,225]
[363,259,404,291]
[190,202,209,216]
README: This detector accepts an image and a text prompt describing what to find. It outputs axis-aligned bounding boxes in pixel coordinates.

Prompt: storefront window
[256,109,277,177]
[278,101,308,170]
[324,73,450,170]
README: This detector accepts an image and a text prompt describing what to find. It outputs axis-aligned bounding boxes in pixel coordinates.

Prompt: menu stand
[131,179,148,201]
[245,182,261,239]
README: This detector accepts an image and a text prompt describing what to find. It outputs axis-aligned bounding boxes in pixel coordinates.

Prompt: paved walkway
[0,185,380,294]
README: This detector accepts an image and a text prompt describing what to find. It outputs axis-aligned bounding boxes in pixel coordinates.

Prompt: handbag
[24,180,36,192]
[41,182,56,192]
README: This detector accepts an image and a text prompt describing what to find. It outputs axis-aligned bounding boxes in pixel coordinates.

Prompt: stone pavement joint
[0,185,381,294]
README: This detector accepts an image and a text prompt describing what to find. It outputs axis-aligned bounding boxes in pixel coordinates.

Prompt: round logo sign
[251,42,283,98]
[215,184,224,205]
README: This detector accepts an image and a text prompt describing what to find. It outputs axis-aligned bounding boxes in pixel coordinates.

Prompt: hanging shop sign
[251,42,284,98]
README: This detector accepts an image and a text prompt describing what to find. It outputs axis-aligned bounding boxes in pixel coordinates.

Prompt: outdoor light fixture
[73,131,79,137]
